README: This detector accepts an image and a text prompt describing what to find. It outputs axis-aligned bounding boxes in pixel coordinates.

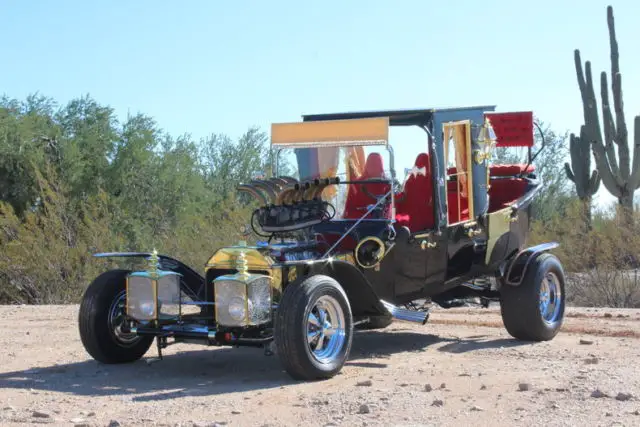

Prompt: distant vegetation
[0,94,268,303]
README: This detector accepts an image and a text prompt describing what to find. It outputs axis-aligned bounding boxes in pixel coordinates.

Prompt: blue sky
[1,0,638,208]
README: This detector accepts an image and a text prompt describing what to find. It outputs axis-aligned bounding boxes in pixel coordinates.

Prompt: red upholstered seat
[488,178,529,211]
[490,163,535,176]
[394,153,434,231]
[446,180,470,223]
[447,163,535,177]
[343,153,390,219]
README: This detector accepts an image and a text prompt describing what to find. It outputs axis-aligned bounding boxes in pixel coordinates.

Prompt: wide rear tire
[274,274,353,380]
[500,253,566,341]
[78,269,154,363]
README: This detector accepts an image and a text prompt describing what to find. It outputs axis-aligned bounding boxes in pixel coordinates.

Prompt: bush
[0,171,251,304]
[529,199,640,307]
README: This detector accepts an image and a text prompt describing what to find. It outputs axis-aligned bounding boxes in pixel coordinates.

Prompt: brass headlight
[126,251,182,322]
[214,275,272,327]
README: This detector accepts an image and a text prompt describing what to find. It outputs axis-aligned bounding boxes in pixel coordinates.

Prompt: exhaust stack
[380,300,429,325]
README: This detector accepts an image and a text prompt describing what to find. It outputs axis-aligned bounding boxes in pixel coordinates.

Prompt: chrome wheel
[539,272,562,324]
[306,295,346,364]
[108,290,141,346]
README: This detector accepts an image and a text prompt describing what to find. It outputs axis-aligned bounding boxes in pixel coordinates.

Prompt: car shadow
[436,335,533,354]
[0,329,524,401]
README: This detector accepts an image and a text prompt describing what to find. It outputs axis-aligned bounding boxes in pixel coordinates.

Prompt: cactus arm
[574,51,599,137]
[613,73,630,179]
[629,116,640,190]
[606,6,631,180]
[567,133,584,196]
[566,127,601,199]
[589,169,601,195]
[600,72,622,182]
[591,139,622,198]
[564,162,576,182]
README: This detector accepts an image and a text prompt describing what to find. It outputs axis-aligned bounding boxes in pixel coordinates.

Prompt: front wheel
[78,269,154,363]
[499,253,566,341]
[274,274,353,380]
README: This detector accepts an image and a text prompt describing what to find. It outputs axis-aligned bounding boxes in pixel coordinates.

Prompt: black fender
[93,252,205,299]
[283,259,389,317]
[500,242,560,286]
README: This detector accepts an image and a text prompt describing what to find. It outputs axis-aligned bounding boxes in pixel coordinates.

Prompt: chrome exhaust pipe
[380,300,429,325]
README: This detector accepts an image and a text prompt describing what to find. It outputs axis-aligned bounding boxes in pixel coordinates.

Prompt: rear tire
[274,274,353,380]
[78,269,154,363]
[500,253,566,341]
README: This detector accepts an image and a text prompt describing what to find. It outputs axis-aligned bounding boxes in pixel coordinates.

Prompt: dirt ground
[0,305,639,427]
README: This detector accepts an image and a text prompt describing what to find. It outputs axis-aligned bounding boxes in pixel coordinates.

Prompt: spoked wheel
[79,269,154,363]
[500,253,566,341]
[306,295,347,364]
[539,271,563,325]
[108,290,143,347]
[275,275,353,380]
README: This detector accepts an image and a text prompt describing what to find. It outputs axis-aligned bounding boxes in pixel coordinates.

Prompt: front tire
[499,253,566,341]
[78,269,154,363]
[274,274,353,380]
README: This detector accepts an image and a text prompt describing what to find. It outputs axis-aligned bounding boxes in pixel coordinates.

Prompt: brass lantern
[126,250,182,322]
[213,249,273,327]
[473,118,497,164]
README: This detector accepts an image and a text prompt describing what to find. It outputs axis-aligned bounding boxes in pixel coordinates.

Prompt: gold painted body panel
[485,207,513,264]
[205,246,282,298]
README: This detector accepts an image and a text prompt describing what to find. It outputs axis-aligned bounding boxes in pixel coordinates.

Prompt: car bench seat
[447,163,535,213]
[342,152,390,219]
[394,153,435,232]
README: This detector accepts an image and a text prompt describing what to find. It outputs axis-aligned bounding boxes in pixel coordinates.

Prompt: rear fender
[291,259,389,317]
[500,242,559,286]
[93,252,205,299]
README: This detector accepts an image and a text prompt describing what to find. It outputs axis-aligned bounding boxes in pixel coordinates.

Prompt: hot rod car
[78,105,566,380]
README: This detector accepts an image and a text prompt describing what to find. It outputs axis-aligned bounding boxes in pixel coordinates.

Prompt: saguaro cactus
[574,5,640,221]
[564,125,601,227]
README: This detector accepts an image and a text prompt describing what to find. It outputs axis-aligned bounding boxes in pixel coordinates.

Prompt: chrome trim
[307,295,347,364]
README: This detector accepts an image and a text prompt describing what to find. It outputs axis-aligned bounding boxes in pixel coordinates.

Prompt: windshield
[275,145,394,220]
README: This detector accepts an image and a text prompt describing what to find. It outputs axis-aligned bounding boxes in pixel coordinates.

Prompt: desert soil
[0,304,639,427]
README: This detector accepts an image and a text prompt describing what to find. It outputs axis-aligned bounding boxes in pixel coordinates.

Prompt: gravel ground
[0,304,639,427]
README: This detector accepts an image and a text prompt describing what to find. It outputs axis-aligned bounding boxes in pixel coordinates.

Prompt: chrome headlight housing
[214,275,272,327]
[126,270,182,322]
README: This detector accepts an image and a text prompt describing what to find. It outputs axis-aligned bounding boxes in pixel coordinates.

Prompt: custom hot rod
[78,105,566,380]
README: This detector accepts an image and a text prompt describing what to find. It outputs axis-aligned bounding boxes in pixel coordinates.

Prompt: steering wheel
[361,184,389,201]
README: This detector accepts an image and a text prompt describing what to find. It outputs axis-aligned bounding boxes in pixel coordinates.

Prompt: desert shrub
[0,93,277,304]
[0,171,252,304]
[529,200,640,307]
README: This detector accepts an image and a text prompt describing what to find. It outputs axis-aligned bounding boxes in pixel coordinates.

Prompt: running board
[380,300,429,325]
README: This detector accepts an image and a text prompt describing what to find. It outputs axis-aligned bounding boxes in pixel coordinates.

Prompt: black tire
[274,274,353,381]
[499,253,566,341]
[78,269,154,363]
[355,313,393,330]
